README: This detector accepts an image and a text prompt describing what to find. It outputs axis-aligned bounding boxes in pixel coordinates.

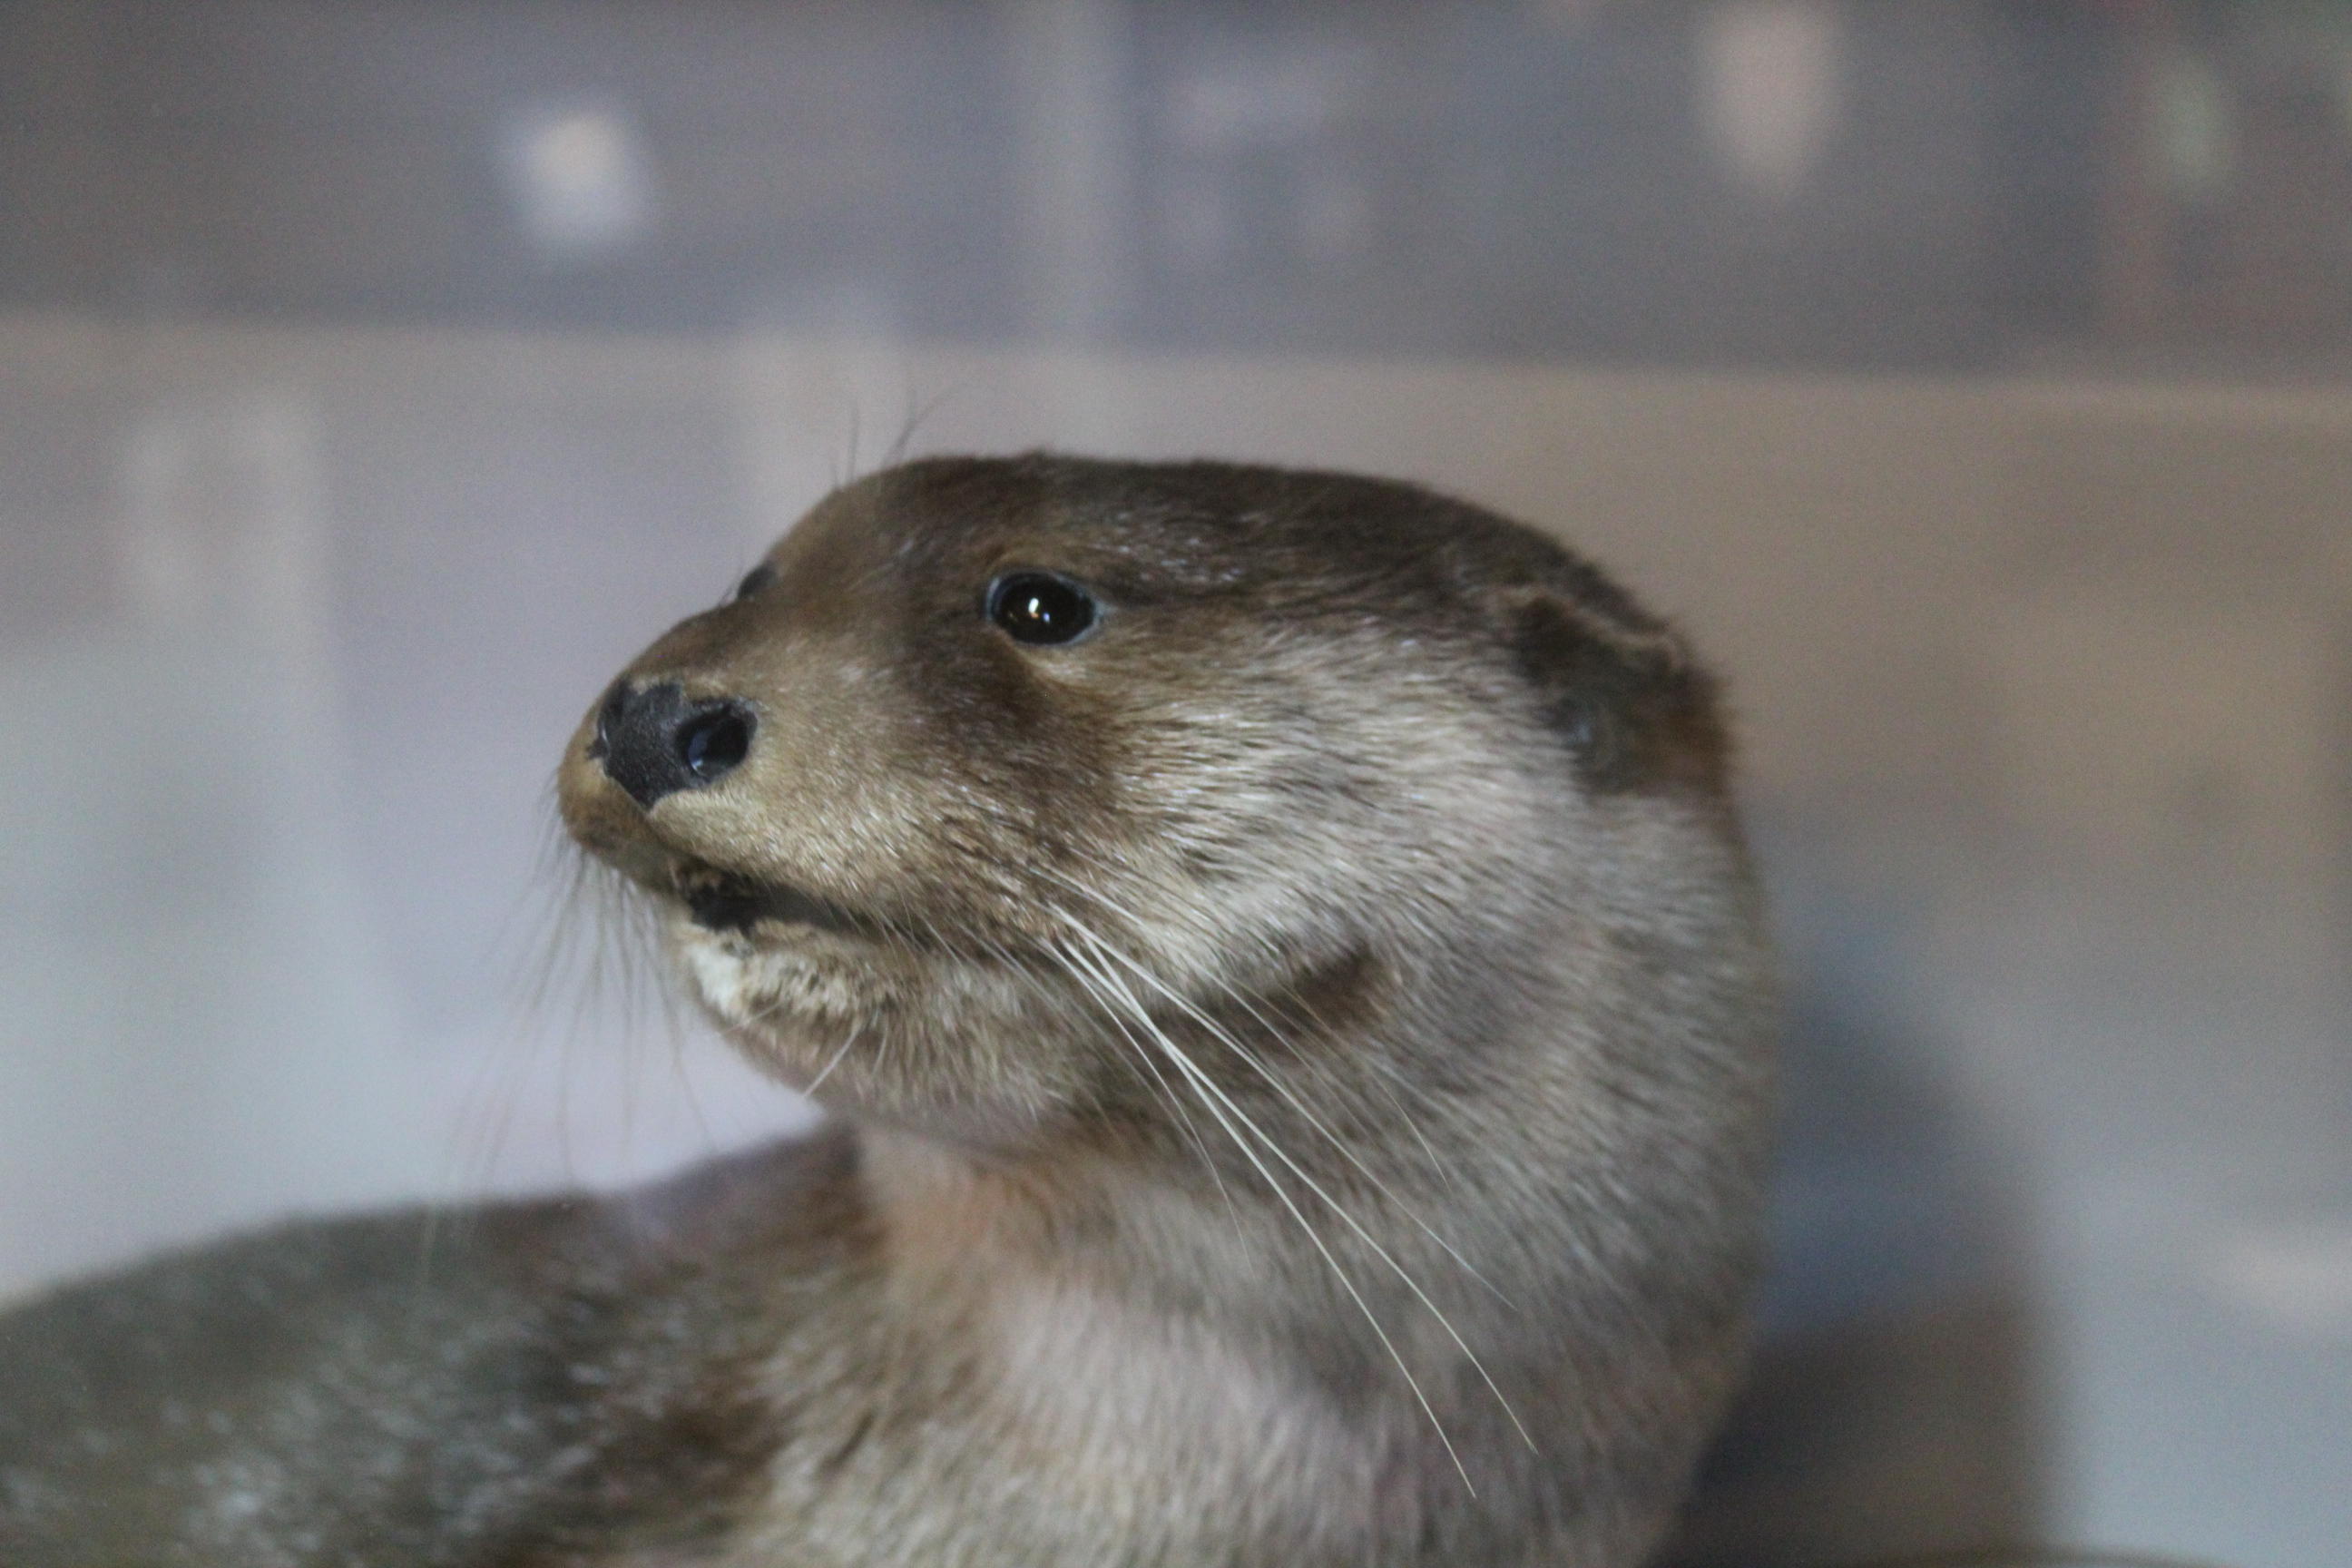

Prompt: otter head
[557,455,1737,1153]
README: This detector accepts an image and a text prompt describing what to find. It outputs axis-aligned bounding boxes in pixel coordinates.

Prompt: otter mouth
[671,866,871,938]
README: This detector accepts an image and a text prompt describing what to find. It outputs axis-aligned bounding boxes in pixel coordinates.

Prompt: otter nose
[589,680,756,809]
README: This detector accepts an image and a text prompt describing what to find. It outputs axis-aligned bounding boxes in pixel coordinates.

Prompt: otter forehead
[758,454,1622,633]
[760,457,1194,614]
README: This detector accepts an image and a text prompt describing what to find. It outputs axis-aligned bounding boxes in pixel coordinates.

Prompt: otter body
[0,457,1776,1567]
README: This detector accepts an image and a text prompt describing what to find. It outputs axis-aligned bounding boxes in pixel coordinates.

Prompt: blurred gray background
[1,4,2347,1565]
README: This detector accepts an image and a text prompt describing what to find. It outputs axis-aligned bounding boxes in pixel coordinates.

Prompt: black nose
[588,680,757,809]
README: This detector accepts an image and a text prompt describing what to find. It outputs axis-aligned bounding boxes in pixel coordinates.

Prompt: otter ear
[1504,587,1723,796]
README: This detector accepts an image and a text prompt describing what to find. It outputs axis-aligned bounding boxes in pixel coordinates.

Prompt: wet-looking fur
[0,456,1777,1567]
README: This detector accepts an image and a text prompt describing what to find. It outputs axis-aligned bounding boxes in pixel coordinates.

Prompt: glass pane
[1,6,2343,1566]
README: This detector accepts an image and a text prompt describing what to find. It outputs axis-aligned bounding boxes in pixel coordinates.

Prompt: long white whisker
[1051,906,1535,1457]
[1167,956,1516,1309]
[1032,865,1514,1308]
[799,1029,863,1097]
[1037,937,1248,1243]
[1367,1055,1462,1198]
[1048,916,1479,1492]
[1033,863,1481,1230]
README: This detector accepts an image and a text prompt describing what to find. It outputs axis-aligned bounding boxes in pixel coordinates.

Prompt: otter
[0,456,1776,1567]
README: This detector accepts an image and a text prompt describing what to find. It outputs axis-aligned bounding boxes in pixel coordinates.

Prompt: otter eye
[732,563,777,602]
[986,571,1098,646]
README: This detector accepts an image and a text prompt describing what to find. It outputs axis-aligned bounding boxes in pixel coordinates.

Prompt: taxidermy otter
[0,456,1777,1567]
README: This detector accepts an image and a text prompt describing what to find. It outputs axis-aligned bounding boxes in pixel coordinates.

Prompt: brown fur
[0,455,1776,1567]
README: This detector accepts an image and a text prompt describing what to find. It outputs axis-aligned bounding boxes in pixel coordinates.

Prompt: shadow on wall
[1660,824,2043,1568]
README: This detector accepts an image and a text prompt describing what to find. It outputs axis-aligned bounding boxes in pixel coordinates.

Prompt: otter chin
[1,454,1776,1568]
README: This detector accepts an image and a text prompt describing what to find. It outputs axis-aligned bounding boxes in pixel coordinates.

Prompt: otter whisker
[1033,866,1522,1318]
[1179,961,1521,1316]
[884,380,949,468]
[432,825,655,1267]
[799,1029,865,1098]
[1053,908,1536,1459]
[1035,851,1459,1120]
[1042,855,1475,1211]
[1028,936,1250,1244]
[1048,914,1479,1494]
[1366,1056,1464,1199]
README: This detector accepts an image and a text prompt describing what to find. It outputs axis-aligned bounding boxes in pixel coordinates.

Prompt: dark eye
[985,571,1099,646]
[732,563,776,603]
